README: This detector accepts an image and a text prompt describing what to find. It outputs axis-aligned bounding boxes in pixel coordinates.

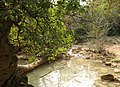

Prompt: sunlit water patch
[61,65,97,87]
[27,58,97,87]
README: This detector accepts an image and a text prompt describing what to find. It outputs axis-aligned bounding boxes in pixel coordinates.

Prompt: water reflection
[38,70,61,87]
[61,65,97,87]
[27,59,97,87]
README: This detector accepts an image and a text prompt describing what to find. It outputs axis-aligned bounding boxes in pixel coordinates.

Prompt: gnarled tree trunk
[0,19,33,87]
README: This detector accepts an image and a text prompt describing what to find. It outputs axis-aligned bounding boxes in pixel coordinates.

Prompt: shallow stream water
[27,46,120,87]
[27,57,120,87]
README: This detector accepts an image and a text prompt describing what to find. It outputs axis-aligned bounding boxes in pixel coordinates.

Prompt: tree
[0,0,75,86]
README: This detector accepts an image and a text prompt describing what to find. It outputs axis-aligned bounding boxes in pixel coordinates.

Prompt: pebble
[114,69,120,73]
[105,62,111,66]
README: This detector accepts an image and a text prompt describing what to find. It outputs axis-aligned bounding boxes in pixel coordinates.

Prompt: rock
[114,69,120,73]
[77,47,82,50]
[101,74,120,83]
[118,76,120,81]
[105,62,111,66]
[86,57,90,59]
[104,62,117,67]
[101,74,114,81]
[75,50,80,53]
[111,63,117,67]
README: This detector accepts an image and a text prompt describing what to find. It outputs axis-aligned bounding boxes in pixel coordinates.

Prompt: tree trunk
[0,19,33,87]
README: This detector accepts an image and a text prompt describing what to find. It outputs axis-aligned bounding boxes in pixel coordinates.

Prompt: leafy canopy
[0,0,79,60]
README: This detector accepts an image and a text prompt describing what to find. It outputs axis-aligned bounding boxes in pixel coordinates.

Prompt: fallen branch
[17,58,48,73]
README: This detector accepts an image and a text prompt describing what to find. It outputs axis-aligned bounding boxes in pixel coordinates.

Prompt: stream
[27,46,120,87]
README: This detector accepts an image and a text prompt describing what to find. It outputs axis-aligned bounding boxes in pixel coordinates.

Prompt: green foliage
[28,56,36,63]
[4,0,120,61]
[7,0,75,61]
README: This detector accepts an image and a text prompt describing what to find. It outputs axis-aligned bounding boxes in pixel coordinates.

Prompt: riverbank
[17,37,120,87]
